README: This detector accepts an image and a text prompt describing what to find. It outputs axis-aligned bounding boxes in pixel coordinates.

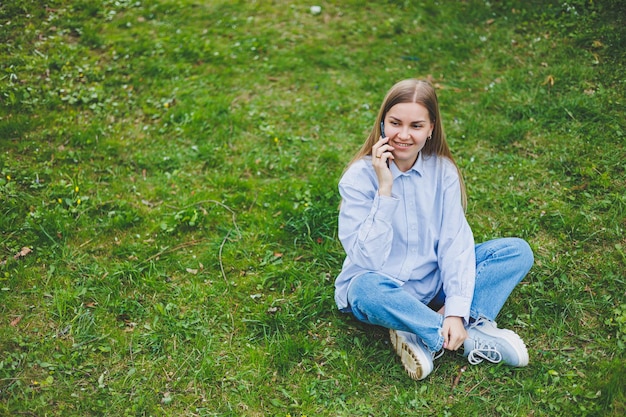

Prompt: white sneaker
[390,329,441,380]
[463,318,529,367]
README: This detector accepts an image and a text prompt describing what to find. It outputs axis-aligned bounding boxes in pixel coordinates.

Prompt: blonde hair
[345,79,467,209]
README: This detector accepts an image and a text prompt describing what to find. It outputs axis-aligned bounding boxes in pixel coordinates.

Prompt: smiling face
[384,102,434,172]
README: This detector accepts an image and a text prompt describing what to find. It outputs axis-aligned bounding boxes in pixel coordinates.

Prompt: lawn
[1,0,625,416]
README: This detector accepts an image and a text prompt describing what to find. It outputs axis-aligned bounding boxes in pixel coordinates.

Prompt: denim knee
[508,237,534,273]
[347,273,393,319]
[481,237,534,272]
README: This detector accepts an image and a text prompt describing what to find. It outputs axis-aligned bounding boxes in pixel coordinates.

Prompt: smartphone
[380,121,389,167]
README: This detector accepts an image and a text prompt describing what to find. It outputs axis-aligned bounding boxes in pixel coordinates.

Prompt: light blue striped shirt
[334,153,476,322]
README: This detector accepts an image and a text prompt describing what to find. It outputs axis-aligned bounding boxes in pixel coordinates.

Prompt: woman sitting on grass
[334,79,534,380]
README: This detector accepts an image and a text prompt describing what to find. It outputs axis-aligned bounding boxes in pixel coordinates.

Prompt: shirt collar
[392,152,425,178]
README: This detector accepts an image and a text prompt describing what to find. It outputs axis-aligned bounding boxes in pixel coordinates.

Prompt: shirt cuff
[443,295,472,324]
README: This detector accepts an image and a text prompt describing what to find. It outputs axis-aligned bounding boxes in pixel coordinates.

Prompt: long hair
[345,79,467,209]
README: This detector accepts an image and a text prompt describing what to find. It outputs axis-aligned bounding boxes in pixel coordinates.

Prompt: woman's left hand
[442,316,467,351]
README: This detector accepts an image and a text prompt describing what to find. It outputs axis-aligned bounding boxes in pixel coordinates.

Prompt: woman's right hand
[372,136,394,196]
[442,316,467,351]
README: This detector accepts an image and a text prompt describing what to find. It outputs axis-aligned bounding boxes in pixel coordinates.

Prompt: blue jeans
[346,238,534,353]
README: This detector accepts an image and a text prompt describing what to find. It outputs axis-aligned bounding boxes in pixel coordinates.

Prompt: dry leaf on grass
[543,75,555,87]
[15,247,32,259]
[1,247,33,266]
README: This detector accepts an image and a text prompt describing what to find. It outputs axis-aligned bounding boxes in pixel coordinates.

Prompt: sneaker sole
[389,329,432,380]
[474,326,529,367]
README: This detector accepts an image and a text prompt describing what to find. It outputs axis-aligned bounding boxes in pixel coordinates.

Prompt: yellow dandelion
[164,102,170,108]
[6,175,10,181]
[274,137,279,143]
[77,199,82,205]
[75,186,79,193]
[58,198,62,204]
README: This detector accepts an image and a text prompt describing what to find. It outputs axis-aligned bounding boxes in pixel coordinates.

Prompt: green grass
[1,0,625,415]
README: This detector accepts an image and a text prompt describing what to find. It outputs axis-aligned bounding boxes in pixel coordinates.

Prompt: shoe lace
[433,349,445,360]
[467,339,503,365]
[471,316,493,328]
